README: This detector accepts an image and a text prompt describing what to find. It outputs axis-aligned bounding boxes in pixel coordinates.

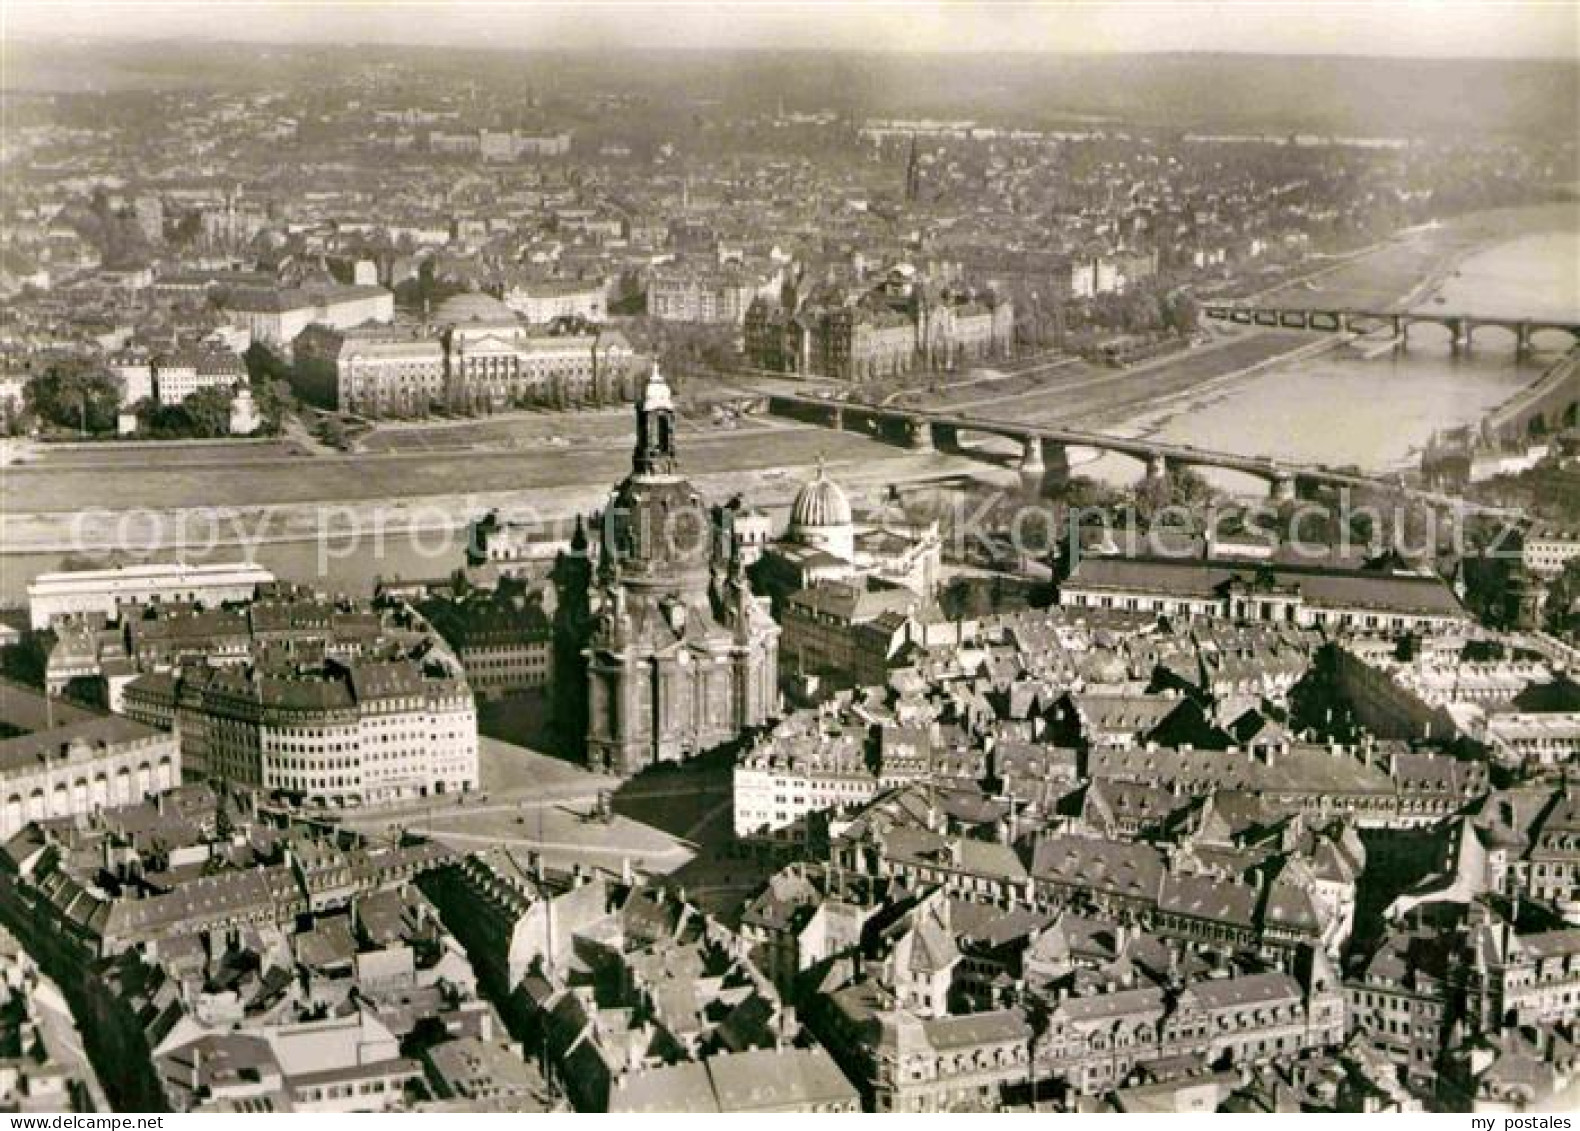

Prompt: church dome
[432,291,516,324]
[605,473,713,585]
[790,462,852,531]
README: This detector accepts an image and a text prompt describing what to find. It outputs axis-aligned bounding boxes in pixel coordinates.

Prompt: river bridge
[1200,303,1580,354]
[767,394,1518,514]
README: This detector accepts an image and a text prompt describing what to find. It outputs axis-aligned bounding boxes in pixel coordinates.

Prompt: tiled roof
[1181,971,1301,1013]
[1157,874,1258,927]
[704,1047,859,1111]
[923,1007,1032,1049]
[1066,554,1464,617]
[1031,835,1165,899]
[1053,986,1166,1025]
[0,714,166,777]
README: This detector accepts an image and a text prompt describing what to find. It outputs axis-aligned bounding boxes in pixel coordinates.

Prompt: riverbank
[7,205,1573,596]
[1254,201,1580,314]
[897,207,1576,434]
[1088,334,1348,437]
[0,450,977,601]
[939,331,1314,429]
[1093,212,1578,482]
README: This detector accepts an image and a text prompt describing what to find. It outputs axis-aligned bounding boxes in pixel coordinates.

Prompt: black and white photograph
[0,0,1577,1117]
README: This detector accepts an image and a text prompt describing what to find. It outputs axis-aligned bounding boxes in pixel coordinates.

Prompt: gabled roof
[1157,874,1258,928]
[1052,986,1167,1026]
[1179,972,1301,1013]
[1031,835,1164,900]
[922,1007,1032,1049]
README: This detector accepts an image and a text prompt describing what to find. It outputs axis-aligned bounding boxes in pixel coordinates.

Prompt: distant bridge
[768,394,1519,513]
[1201,304,1580,353]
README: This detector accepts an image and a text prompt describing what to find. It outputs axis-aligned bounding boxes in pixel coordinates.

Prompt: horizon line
[7,36,1579,65]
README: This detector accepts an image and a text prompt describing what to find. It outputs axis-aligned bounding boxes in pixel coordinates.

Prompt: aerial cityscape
[1,0,1579,1116]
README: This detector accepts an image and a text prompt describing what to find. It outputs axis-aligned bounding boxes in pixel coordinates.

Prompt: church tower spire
[633,360,677,478]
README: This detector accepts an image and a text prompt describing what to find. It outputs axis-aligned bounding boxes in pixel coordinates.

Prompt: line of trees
[20,361,121,434]
[1070,286,1201,338]
[1012,283,1199,350]
[128,388,232,439]
[241,343,299,430]
[10,353,297,440]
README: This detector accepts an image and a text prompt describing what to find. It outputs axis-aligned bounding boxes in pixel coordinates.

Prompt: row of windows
[273,774,361,790]
[2,763,175,829]
[1351,989,1441,1014]
[1066,590,1457,631]
[298,1075,401,1102]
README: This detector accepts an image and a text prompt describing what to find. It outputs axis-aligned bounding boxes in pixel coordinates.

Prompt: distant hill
[3,40,1574,140]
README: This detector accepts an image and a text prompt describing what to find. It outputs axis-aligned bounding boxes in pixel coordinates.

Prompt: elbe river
[1077,229,1580,493]
[7,224,1578,602]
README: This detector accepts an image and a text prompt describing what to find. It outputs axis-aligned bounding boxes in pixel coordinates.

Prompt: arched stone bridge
[767,393,1519,514]
[1201,304,1580,353]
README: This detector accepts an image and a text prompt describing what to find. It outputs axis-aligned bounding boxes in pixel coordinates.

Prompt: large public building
[745,265,1014,382]
[1058,546,1470,633]
[291,291,640,417]
[123,657,477,808]
[27,561,277,630]
[33,579,484,809]
[754,461,942,608]
[0,715,180,841]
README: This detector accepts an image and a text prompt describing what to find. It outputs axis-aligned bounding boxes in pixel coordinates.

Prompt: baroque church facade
[553,363,781,776]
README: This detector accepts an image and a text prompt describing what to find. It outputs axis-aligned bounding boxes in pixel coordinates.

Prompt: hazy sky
[5,1,1578,59]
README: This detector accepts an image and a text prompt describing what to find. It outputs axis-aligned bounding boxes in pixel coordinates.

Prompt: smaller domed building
[787,461,855,562]
[754,460,941,611]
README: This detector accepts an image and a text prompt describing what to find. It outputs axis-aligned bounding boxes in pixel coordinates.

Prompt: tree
[316,417,350,449]
[254,378,297,431]
[0,394,33,436]
[68,189,153,270]
[393,259,463,315]
[1546,558,1580,632]
[1162,291,1200,337]
[1136,466,1215,521]
[170,209,204,247]
[182,386,234,437]
[244,341,292,387]
[24,362,121,434]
